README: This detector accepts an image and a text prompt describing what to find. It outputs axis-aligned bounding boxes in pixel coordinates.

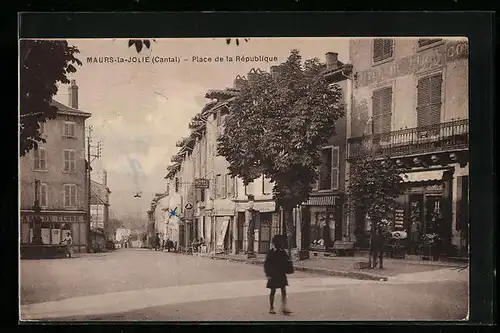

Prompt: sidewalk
[193,252,468,282]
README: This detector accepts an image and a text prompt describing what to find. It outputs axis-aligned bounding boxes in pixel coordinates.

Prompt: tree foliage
[218,49,345,210]
[348,156,406,226]
[20,40,82,157]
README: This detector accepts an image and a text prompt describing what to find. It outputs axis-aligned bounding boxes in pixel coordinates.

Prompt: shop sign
[21,214,85,223]
[356,40,468,87]
[194,178,210,189]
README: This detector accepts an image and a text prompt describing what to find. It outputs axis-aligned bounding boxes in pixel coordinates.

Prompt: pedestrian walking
[62,231,73,258]
[264,235,293,315]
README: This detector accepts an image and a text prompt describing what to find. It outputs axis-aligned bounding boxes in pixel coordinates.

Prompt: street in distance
[86,56,181,64]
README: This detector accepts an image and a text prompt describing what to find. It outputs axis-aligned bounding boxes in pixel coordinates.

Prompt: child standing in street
[264,235,294,315]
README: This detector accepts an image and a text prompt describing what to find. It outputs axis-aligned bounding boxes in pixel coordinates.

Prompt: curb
[201,255,388,282]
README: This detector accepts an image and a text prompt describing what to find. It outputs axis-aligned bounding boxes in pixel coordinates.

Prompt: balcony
[348,119,468,160]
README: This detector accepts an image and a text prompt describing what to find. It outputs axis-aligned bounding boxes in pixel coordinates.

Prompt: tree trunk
[284,207,295,256]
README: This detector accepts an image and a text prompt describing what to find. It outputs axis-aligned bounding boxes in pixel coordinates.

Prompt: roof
[90,180,110,205]
[51,100,92,118]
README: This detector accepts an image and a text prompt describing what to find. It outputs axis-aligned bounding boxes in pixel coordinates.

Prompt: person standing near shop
[410,220,421,255]
[264,235,293,315]
[62,231,73,258]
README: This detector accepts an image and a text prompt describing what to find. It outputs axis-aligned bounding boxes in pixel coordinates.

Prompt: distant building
[90,171,111,251]
[20,80,91,253]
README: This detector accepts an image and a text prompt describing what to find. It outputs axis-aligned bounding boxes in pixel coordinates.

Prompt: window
[318,146,339,191]
[64,149,77,173]
[221,174,227,198]
[417,74,442,128]
[33,147,47,171]
[373,39,393,63]
[39,121,45,135]
[175,178,179,192]
[372,87,393,134]
[262,176,273,195]
[226,174,234,198]
[38,183,48,207]
[331,147,340,190]
[63,122,76,137]
[418,38,442,48]
[63,184,77,207]
[200,188,205,202]
[215,174,221,199]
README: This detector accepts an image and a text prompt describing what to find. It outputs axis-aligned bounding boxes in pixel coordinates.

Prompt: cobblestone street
[21,249,469,321]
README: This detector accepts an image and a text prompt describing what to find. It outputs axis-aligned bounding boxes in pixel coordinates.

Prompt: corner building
[347,38,469,257]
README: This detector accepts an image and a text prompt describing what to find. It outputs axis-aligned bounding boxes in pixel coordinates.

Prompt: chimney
[247,68,259,84]
[270,65,280,79]
[233,75,246,90]
[325,52,339,70]
[68,79,79,109]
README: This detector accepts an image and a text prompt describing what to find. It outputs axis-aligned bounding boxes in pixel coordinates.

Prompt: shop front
[236,200,275,254]
[301,195,344,251]
[390,168,455,258]
[20,210,88,254]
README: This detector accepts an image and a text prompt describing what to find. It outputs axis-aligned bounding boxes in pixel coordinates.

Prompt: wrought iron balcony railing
[347,119,468,160]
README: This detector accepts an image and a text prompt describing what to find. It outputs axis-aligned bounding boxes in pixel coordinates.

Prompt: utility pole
[86,125,102,253]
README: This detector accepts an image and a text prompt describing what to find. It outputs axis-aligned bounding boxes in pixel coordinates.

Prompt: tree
[20,40,82,157]
[347,156,406,263]
[218,50,345,254]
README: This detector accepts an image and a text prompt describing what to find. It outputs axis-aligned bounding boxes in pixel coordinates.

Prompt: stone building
[20,80,92,254]
[347,38,469,257]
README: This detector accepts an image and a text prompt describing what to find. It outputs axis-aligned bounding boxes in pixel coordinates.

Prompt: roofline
[51,100,92,118]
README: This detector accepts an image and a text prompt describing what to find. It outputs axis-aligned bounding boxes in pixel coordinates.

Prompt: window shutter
[332,147,339,168]
[40,149,46,170]
[64,151,70,172]
[417,75,442,127]
[332,147,339,190]
[373,39,384,62]
[71,185,77,206]
[383,39,393,58]
[64,185,70,206]
[34,149,40,170]
[227,175,234,198]
[233,178,238,198]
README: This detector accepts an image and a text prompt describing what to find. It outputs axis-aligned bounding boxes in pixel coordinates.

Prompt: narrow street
[21,249,468,321]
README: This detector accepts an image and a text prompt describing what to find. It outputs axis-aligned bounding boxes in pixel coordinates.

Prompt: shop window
[372,86,393,134]
[417,74,442,134]
[373,39,394,63]
[34,147,47,171]
[64,149,77,173]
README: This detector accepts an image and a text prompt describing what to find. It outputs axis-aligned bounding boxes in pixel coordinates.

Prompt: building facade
[299,52,353,255]
[347,38,469,257]
[20,80,91,253]
[90,172,111,251]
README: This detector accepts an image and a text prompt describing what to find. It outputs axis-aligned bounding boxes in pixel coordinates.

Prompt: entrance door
[301,206,311,249]
[334,205,343,241]
[409,194,424,250]
[259,213,272,253]
[237,212,245,252]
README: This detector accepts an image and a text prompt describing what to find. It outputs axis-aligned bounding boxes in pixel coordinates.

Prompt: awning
[302,195,341,206]
[401,170,445,183]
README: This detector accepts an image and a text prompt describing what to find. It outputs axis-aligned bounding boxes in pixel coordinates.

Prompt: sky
[54,38,349,221]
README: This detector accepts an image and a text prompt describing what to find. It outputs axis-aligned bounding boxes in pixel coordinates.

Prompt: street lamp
[246,194,257,259]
